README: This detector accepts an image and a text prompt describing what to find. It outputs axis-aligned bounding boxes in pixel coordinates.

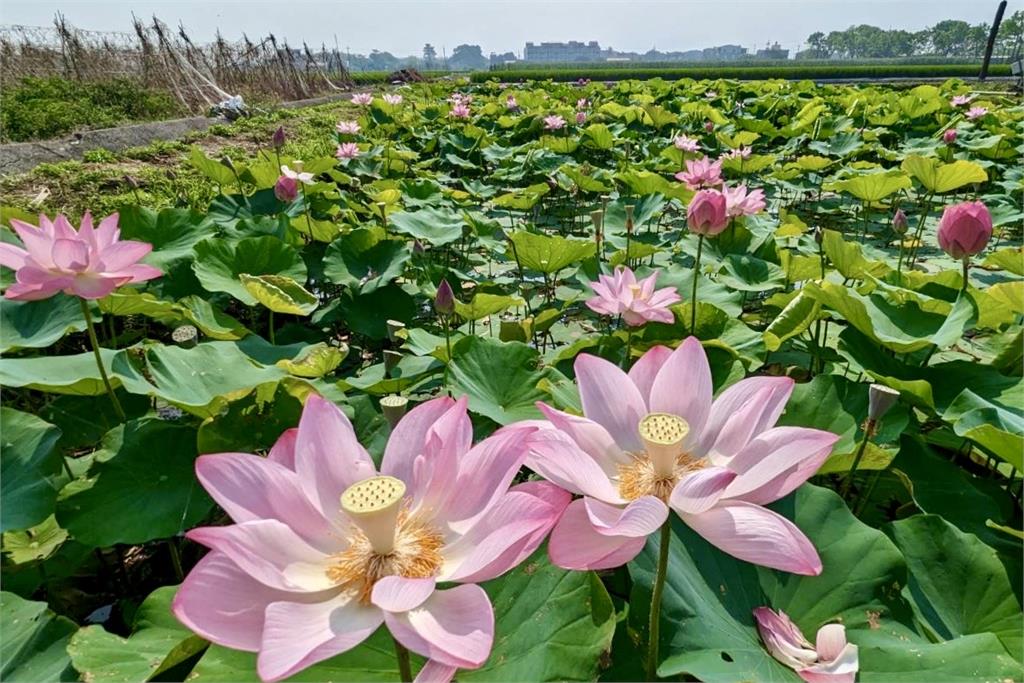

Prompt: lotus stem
[268,311,276,345]
[79,298,125,422]
[690,234,705,331]
[646,521,671,681]
[840,425,873,500]
[393,635,413,683]
[961,257,970,293]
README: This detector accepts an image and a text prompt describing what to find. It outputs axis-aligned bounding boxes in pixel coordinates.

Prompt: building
[524,41,602,62]
[702,44,748,61]
[755,42,790,59]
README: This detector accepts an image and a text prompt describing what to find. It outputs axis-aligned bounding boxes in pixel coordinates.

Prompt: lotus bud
[380,395,408,428]
[412,240,425,255]
[868,384,900,423]
[813,226,824,245]
[943,128,958,144]
[124,175,140,189]
[219,155,236,172]
[435,279,456,316]
[705,120,714,132]
[274,176,299,202]
[937,201,993,260]
[272,126,286,150]
[686,190,728,236]
[892,209,908,235]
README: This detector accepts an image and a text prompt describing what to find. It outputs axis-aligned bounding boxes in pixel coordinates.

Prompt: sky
[0,0,1009,56]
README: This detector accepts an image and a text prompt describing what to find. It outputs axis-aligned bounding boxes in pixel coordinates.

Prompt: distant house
[702,45,748,61]
[755,42,790,59]
[524,41,602,62]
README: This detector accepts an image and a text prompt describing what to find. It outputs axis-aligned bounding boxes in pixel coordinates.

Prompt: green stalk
[268,311,276,345]
[646,522,672,681]
[961,257,970,294]
[690,234,705,331]
[839,425,873,499]
[393,636,413,683]
[79,299,125,421]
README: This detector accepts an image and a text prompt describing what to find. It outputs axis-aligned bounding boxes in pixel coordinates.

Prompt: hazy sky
[0,0,1008,56]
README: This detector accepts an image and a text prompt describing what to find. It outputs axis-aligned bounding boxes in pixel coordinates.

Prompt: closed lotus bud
[813,226,824,245]
[272,126,286,150]
[686,189,728,236]
[937,201,992,260]
[434,279,455,315]
[125,175,140,189]
[892,209,908,235]
[412,240,425,255]
[274,175,299,202]
[943,128,957,144]
[705,120,714,132]
[868,384,900,422]
[220,155,236,172]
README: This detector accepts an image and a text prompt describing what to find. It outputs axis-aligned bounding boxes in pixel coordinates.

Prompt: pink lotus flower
[0,213,161,300]
[575,111,587,125]
[383,93,403,105]
[506,95,519,110]
[335,143,361,160]
[523,338,837,574]
[576,98,588,109]
[674,157,723,190]
[937,200,992,259]
[704,120,714,132]
[723,184,766,217]
[173,395,568,683]
[965,106,988,120]
[274,176,299,202]
[450,103,471,119]
[336,120,361,135]
[943,128,958,144]
[280,163,314,185]
[673,135,700,152]
[351,93,373,105]
[687,189,729,235]
[950,94,974,107]
[543,114,566,131]
[754,607,859,683]
[586,266,681,326]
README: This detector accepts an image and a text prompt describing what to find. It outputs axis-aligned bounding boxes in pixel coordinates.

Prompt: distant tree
[448,44,488,71]
[423,44,437,69]
[995,10,1023,55]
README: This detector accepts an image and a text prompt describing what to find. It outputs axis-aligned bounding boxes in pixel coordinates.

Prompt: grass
[0,77,183,143]
[0,99,360,219]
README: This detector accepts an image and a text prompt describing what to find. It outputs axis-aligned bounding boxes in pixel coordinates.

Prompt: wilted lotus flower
[280,163,315,185]
[506,95,519,110]
[943,128,958,144]
[687,189,729,235]
[543,114,566,130]
[575,111,587,125]
[383,93,403,105]
[673,135,700,152]
[675,157,723,190]
[274,176,299,202]
[891,209,908,235]
[335,143,361,160]
[965,106,988,120]
[937,201,992,260]
[351,92,373,105]
[723,146,752,160]
[950,94,973,107]
[434,278,455,315]
[336,120,361,135]
[754,607,859,683]
[723,184,766,217]
[522,338,837,573]
[0,213,161,300]
[586,266,681,326]
[173,395,568,682]
[271,126,286,150]
[450,103,471,119]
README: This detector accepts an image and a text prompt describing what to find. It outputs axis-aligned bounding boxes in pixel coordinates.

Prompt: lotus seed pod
[867,384,900,422]
[380,394,408,428]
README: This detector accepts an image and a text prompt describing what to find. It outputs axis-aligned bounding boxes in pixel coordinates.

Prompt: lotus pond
[1,78,1022,683]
